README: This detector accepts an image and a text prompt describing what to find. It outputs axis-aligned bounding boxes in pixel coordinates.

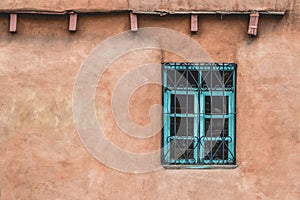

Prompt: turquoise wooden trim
[167,87,199,91]
[169,158,197,164]
[163,87,171,162]
[163,63,236,71]
[201,137,232,141]
[201,91,233,96]
[202,159,234,164]
[202,114,235,119]
[228,115,234,161]
[162,164,238,169]
[168,136,198,140]
[199,92,205,162]
[231,70,236,160]
[193,93,199,163]
[168,114,197,118]
[202,92,235,163]
[168,90,198,95]
[233,67,236,92]
[228,92,235,160]
[164,92,199,164]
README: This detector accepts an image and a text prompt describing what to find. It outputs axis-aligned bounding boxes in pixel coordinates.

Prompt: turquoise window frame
[199,91,235,164]
[163,90,199,164]
[162,63,237,167]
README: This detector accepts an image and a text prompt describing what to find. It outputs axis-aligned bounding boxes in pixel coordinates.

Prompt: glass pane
[171,94,194,113]
[201,70,223,89]
[223,71,234,90]
[205,118,228,137]
[201,70,234,90]
[166,70,175,88]
[205,96,228,114]
[203,141,228,161]
[175,70,186,88]
[187,70,199,88]
[166,70,199,89]
[201,71,210,90]
[170,117,194,136]
[170,139,194,160]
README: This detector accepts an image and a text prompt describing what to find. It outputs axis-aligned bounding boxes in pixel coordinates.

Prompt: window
[162,63,236,167]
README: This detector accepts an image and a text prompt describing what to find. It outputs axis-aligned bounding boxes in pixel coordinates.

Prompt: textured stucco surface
[0,0,290,11]
[0,1,300,200]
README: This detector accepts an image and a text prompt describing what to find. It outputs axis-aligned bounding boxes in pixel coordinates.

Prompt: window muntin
[162,63,236,166]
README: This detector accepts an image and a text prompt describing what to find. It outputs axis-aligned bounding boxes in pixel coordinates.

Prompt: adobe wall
[0,0,290,12]
[0,1,299,200]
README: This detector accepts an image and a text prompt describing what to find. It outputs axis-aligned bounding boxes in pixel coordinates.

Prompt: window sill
[162,164,238,170]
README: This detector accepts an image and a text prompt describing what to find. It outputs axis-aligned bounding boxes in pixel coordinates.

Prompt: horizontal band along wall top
[0,0,289,12]
[0,9,285,15]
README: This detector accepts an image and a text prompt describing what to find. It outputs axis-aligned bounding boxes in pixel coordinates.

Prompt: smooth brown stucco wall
[0,2,300,200]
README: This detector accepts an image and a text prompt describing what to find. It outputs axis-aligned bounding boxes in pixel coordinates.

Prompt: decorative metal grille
[162,63,236,165]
